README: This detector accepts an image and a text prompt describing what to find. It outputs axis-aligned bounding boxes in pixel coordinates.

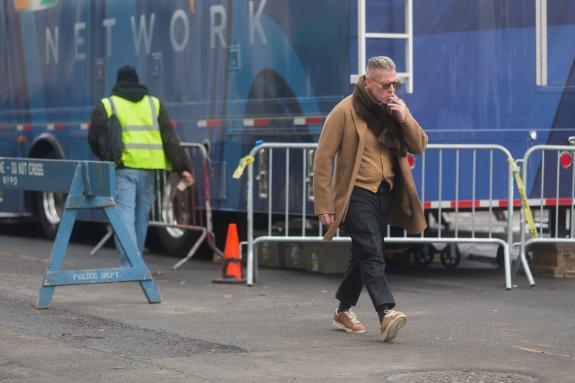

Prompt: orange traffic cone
[212,223,245,284]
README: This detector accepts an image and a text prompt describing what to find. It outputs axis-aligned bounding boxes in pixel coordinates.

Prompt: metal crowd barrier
[91,142,223,269]
[245,143,535,289]
[519,145,575,277]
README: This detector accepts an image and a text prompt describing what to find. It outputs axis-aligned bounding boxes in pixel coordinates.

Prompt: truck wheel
[412,244,435,266]
[35,150,65,239]
[156,176,198,256]
[440,244,461,269]
[37,191,65,238]
[157,225,198,256]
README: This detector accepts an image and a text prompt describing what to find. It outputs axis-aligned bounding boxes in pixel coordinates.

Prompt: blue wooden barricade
[0,157,161,308]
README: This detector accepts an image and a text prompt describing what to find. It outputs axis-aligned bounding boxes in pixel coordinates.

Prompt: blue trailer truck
[1,0,574,254]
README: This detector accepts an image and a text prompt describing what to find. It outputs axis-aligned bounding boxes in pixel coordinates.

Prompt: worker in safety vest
[89,65,194,265]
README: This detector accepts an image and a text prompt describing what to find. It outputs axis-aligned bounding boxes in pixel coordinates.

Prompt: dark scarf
[352,76,407,157]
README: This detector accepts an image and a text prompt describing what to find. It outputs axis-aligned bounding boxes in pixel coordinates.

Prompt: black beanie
[116,65,139,84]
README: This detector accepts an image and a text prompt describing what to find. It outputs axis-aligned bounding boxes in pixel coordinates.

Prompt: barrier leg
[105,208,161,303]
[247,247,254,286]
[504,245,512,290]
[89,226,113,257]
[511,245,536,287]
[511,249,522,275]
[37,209,77,309]
[520,248,536,287]
[208,232,224,260]
[172,228,207,270]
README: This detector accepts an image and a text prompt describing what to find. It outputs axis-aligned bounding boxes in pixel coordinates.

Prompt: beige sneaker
[380,310,406,342]
[332,309,366,333]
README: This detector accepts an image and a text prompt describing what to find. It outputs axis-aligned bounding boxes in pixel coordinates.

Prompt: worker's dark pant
[335,181,396,312]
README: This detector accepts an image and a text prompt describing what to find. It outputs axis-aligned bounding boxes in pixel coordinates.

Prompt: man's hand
[318,213,335,226]
[387,95,407,122]
[181,170,194,186]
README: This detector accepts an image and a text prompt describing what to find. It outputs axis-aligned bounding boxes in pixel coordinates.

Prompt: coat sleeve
[88,102,108,159]
[158,102,193,174]
[313,107,345,215]
[400,108,428,154]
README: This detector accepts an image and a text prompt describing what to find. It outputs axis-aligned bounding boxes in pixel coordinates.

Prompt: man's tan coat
[313,96,428,240]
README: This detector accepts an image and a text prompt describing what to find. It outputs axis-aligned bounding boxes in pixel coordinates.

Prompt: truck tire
[440,244,461,269]
[155,175,198,256]
[412,244,436,266]
[35,150,65,239]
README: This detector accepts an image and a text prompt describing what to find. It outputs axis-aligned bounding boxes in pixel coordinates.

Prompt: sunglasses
[367,77,402,90]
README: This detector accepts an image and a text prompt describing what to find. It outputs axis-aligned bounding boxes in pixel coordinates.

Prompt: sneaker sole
[332,319,365,333]
[381,315,406,342]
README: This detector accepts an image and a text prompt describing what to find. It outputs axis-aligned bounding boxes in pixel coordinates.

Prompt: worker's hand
[181,170,194,186]
[318,213,335,226]
[387,95,407,122]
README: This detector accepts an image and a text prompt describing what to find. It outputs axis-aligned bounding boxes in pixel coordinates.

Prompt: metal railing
[91,142,223,269]
[245,143,534,289]
[519,145,575,275]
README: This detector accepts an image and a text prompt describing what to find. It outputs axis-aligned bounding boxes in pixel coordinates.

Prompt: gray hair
[366,56,396,73]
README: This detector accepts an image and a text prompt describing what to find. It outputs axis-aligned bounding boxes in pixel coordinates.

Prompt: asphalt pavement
[0,223,574,383]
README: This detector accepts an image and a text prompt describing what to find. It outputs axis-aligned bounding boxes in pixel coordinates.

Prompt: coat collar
[349,99,368,192]
[350,99,368,141]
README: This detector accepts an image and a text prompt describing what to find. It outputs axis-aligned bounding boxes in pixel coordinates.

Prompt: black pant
[335,181,396,311]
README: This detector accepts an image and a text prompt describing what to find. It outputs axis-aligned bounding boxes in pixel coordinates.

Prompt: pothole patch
[384,369,539,383]
[0,359,35,380]
[0,295,245,359]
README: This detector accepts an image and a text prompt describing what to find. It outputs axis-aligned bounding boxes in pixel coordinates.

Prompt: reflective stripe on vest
[101,96,171,170]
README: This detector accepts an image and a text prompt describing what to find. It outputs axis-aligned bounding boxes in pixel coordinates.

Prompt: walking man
[313,56,427,341]
[89,65,194,265]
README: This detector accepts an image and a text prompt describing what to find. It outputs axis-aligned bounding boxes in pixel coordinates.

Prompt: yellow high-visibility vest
[101,95,171,170]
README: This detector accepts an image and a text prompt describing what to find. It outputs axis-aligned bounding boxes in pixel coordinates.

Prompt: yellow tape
[232,155,255,179]
[507,157,538,238]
